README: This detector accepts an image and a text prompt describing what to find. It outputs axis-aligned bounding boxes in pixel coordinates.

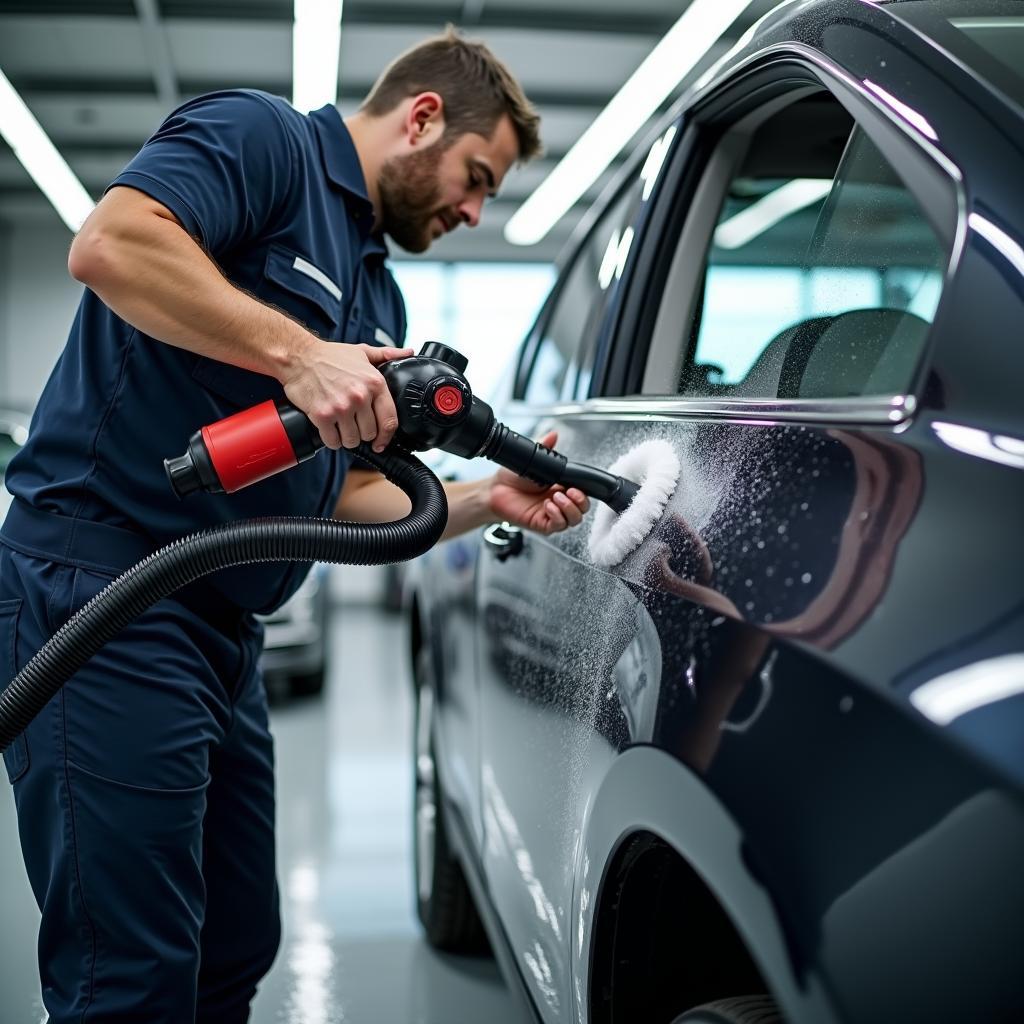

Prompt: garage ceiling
[0,0,775,262]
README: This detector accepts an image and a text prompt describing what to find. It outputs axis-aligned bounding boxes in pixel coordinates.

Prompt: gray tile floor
[0,594,526,1024]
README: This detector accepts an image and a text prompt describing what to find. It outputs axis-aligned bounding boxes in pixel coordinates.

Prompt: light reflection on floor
[0,597,525,1024]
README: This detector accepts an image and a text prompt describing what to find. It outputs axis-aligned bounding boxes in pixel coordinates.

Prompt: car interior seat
[732,307,930,399]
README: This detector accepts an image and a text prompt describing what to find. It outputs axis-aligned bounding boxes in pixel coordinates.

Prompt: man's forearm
[69,187,314,382]
[335,469,496,541]
[439,478,495,540]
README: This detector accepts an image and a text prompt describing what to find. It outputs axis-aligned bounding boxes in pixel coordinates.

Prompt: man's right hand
[281,341,413,453]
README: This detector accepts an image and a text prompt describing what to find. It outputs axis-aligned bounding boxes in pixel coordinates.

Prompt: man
[0,29,588,1023]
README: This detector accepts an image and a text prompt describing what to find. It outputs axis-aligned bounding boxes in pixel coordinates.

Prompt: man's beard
[378,145,447,253]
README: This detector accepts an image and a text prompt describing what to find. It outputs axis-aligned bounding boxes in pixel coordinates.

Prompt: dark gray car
[405,1,1024,1022]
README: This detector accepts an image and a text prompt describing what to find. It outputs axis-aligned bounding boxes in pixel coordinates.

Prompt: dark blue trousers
[1,530,281,1022]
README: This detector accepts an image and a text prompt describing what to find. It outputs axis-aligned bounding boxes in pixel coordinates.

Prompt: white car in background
[258,563,330,699]
[0,409,30,523]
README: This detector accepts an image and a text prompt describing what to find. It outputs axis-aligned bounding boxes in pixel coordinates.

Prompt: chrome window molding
[509,393,917,426]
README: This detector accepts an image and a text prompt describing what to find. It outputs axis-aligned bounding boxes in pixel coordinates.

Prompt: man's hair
[361,26,542,161]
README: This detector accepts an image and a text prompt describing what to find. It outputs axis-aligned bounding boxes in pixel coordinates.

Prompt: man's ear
[405,92,445,146]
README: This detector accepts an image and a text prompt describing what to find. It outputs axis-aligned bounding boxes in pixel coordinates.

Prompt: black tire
[288,661,326,698]
[413,647,489,954]
[672,995,782,1024]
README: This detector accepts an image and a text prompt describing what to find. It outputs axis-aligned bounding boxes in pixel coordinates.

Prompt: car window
[520,178,644,404]
[676,99,949,401]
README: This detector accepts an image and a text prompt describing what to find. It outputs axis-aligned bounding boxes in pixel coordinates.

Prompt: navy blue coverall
[0,89,406,1022]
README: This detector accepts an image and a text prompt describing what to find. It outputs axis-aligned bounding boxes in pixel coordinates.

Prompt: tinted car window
[682,107,948,400]
[521,180,643,404]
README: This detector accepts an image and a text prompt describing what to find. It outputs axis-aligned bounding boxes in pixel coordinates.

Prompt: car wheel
[288,662,326,698]
[413,647,489,954]
[671,995,782,1024]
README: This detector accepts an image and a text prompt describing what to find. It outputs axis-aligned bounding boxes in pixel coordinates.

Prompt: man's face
[378,114,519,253]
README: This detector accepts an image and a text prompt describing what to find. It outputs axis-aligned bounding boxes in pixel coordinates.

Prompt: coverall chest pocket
[0,598,28,783]
[191,245,344,410]
[259,244,344,340]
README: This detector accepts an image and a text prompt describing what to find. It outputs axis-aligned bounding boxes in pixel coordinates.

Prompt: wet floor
[0,583,526,1024]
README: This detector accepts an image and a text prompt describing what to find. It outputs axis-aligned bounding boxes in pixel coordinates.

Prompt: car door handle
[483,521,525,561]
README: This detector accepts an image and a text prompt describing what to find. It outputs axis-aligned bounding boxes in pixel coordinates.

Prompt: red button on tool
[433,386,463,415]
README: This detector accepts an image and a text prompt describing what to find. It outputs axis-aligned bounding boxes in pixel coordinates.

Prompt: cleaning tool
[587,439,681,567]
[0,343,642,752]
[165,342,641,512]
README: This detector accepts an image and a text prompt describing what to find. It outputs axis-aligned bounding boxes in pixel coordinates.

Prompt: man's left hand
[487,431,590,534]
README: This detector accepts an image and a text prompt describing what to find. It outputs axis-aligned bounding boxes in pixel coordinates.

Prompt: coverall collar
[310,104,389,261]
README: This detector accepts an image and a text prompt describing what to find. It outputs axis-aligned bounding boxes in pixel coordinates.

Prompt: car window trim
[607,53,967,417]
[514,173,647,403]
[504,392,917,426]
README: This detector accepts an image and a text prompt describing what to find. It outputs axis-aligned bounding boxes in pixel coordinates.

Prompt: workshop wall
[0,223,83,411]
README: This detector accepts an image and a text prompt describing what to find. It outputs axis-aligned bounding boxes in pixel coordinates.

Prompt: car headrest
[793,307,929,398]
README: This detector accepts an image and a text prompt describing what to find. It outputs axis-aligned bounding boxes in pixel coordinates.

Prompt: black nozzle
[164,431,223,498]
[164,452,202,498]
[476,422,640,514]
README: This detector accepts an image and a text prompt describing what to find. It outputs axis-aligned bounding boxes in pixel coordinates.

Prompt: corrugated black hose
[0,443,446,753]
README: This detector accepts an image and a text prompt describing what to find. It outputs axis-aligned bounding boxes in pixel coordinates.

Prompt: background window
[392,262,555,402]
[520,177,644,404]
[681,98,948,401]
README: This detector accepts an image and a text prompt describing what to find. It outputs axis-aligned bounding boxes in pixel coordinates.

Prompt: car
[258,562,330,698]
[403,1,1024,1022]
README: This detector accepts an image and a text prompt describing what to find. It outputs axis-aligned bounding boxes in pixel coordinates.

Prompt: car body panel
[406,2,1024,1020]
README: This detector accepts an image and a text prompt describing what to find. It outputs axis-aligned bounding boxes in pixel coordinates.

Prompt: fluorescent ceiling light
[713,178,832,250]
[505,0,757,246]
[0,67,95,232]
[293,0,343,114]
[910,653,1024,726]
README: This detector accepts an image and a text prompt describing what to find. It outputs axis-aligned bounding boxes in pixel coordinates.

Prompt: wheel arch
[577,746,841,1024]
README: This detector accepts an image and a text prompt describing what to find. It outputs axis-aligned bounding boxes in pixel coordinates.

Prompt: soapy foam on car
[587,439,682,567]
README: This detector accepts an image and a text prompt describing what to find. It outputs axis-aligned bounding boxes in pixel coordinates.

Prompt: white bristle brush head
[587,439,681,567]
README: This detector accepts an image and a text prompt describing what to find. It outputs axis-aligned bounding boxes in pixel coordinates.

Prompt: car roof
[559,0,1022,268]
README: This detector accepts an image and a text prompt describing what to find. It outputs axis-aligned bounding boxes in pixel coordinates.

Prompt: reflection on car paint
[482,763,566,1016]
[720,649,776,734]
[968,211,1024,279]
[523,940,559,1016]
[483,764,563,944]
[862,79,939,142]
[910,653,1024,726]
[609,602,661,740]
[932,421,1024,470]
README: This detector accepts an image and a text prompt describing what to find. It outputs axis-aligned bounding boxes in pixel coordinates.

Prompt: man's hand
[487,431,590,534]
[281,342,413,453]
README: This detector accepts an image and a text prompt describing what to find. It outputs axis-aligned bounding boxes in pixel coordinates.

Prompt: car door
[473,158,661,1019]
[475,60,963,1023]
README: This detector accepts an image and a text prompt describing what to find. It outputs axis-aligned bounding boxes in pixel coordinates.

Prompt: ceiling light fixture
[713,178,833,250]
[293,0,343,114]
[504,0,757,246]
[0,67,95,232]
